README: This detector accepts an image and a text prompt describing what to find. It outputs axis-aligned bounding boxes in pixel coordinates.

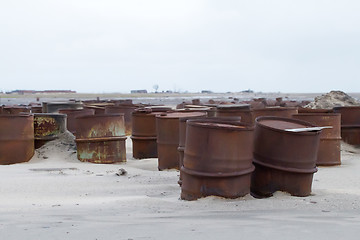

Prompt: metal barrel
[156,112,207,170]
[33,113,67,149]
[58,108,95,136]
[45,101,83,113]
[0,114,34,164]
[105,105,139,135]
[75,114,126,163]
[252,107,298,122]
[215,104,253,125]
[3,106,31,114]
[181,119,254,200]
[293,113,341,166]
[131,107,173,159]
[333,106,360,146]
[251,116,321,198]
[298,108,333,113]
[31,106,43,113]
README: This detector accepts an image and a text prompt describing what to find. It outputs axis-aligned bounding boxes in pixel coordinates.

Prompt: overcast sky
[1,0,359,93]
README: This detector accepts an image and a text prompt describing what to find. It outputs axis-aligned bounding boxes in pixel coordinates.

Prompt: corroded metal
[181,120,254,200]
[341,126,360,145]
[34,113,67,149]
[156,112,208,170]
[105,105,139,135]
[293,113,341,166]
[31,106,43,113]
[83,106,106,115]
[251,116,321,198]
[58,108,95,135]
[333,106,360,145]
[131,107,173,159]
[252,107,298,122]
[3,106,31,114]
[75,114,126,163]
[45,101,83,113]
[215,104,253,125]
[298,108,333,113]
[0,114,34,164]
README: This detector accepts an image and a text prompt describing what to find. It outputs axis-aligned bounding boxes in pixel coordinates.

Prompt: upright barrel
[45,101,83,113]
[181,119,254,200]
[59,108,95,135]
[33,113,67,148]
[253,107,298,122]
[105,105,139,135]
[333,106,360,145]
[293,113,341,166]
[251,116,321,197]
[75,114,127,163]
[215,104,253,125]
[0,114,34,164]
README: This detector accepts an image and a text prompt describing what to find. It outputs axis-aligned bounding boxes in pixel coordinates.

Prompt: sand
[305,91,360,109]
[1,134,360,240]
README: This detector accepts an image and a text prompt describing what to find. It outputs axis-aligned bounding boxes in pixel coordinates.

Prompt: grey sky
[1,0,359,93]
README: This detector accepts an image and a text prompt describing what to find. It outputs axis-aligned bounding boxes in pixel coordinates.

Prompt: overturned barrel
[34,113,67,149]
[59,108,95,135]
[156,112,208,170]
[215,104,253,125]
[293,113,341,166]
[251,116,321,198]
[333,106,360,145]
[181,119,254,200]
[75,114,127,163]
[0,114,34,164]
[131,107,172,159]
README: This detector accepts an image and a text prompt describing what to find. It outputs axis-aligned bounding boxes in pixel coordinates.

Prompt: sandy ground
[0,133,360,240]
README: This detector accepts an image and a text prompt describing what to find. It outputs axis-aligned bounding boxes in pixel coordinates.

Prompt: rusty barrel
[0,114,34,164]
[58,108,95,135]
[3,106,31,114]
[333,106,360,145]
[156,112,207,170]
[31,106,43,113]
[298,108,333,113]
[181,119,254,200]
[131,107,173,159]
[75,114,126,163]
[34,113,67,149]
[105,105,139,135]
[215,104,253,125]
[253,107,298,122]
[45,102,83,113]
[293,113,341,166]
[251,116,321,198]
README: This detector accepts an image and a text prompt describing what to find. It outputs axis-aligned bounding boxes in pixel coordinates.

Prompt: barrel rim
[75,113,125,119]
[181,165,255,178]
[253,106,298,112]
[0,113,33,118]
[34,113,67,117]
[253,158,318,174]
[293,113,341,117]
[216,104,251,110]
[187,118,253,131]
[333,106,360,111]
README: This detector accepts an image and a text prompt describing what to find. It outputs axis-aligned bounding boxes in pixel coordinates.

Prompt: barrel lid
[216,104,251,110]
[256,116,319,133]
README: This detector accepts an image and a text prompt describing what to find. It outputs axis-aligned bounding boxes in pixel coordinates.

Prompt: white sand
[0,135,360,239]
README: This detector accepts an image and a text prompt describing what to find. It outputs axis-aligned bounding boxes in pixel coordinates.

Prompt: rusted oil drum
[45,102,83,113]
[215,104,253,125]
[34,113,67,149]
[156,112,208,170]
[333,106,360,145]
[0,114,34,164]
[75,114,126,163]
[58,108,95,135]
[181,120,254,200]
[293,113,341,166]
[251,116,321,198]
[83,105,105,115]
[131,107,173,159]
[105,105,139,135]
[252,107,298,122]
[3,106,31,114]
[298,108,333,113]
[31,106,43,113]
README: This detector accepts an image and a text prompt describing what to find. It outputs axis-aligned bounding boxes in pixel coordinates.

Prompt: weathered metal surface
[252,107,298,123]
[0,114,34,164]
[181,120,254,200]
[75,114,126,163]
[83,106,106,115]
[33,113,67,149]
[3,106,31,114]
[45,101,83,113]
[178,116,241,186]
[105,105,139,135]
[131,107,172,159]
[31,106,43,113]
[293,113,341,166]
[333,106,360,145]
[251,116,321,198]
[58,108,95,135]
[156,112,208,170]
[215,104,253,125]
[298,108,333,113]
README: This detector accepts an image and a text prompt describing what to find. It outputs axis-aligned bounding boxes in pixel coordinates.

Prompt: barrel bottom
[341,127,360,146]
[317,139,341,166]
[157,143,179,170]
[181,167,252,201]
[131,137,157,159]
[251,163,314,198]
[76,138,126,164]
